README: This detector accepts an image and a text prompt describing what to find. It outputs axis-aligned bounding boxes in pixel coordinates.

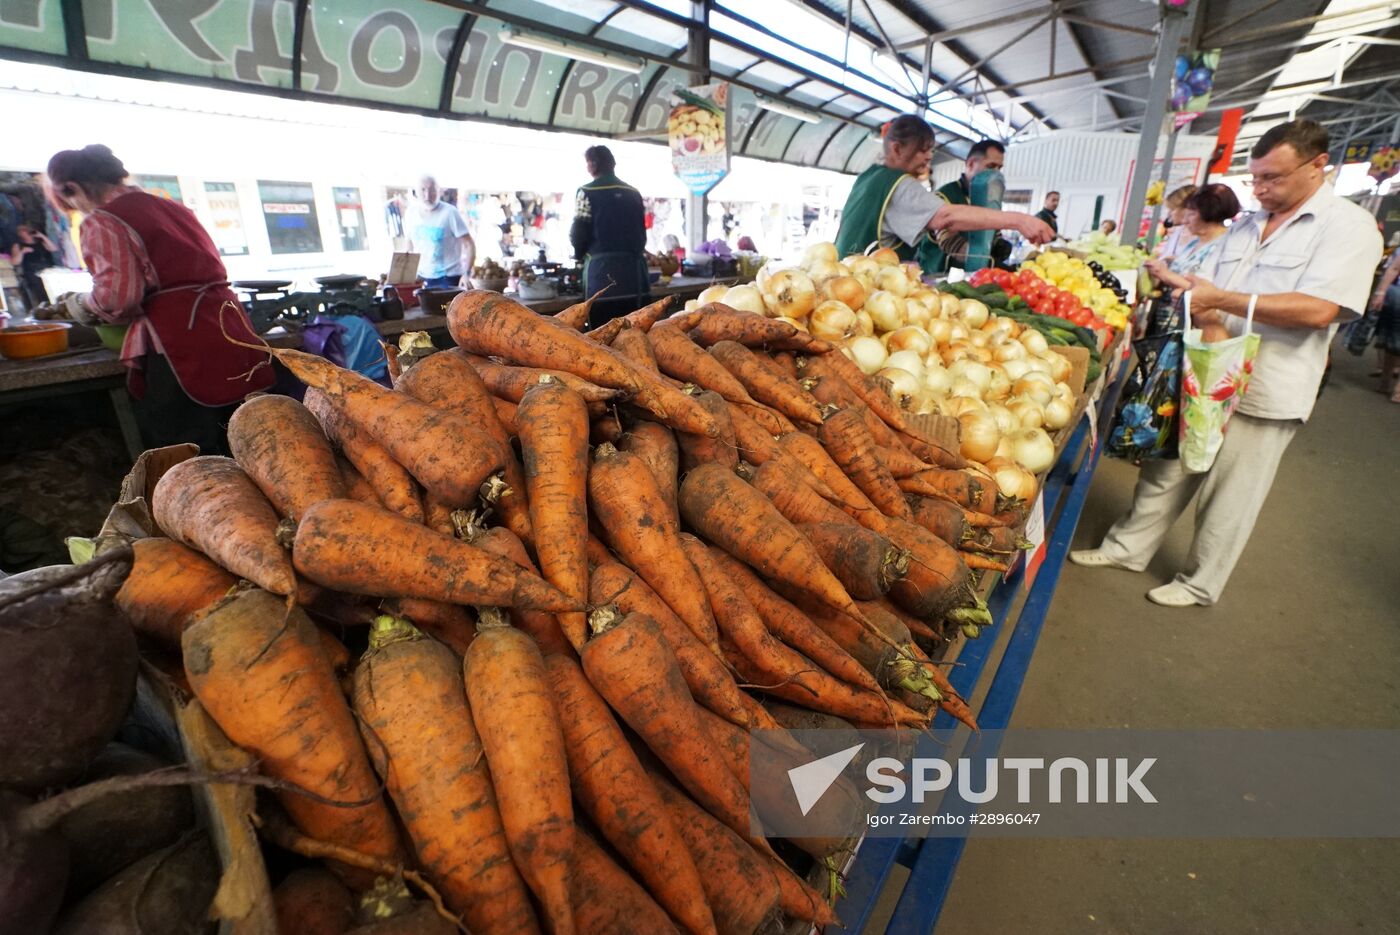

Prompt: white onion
[1043,396,1073,430]
[847,335,887,374]
[938,293,961,318]
[986,402,1016,435]
[948,377,982,400]
[822,275,866,310]
[722,284,766,316]
[947,320,971,343]
[1001,357,1031,382]
[927,318,953,345]
[855,309,875,336]
[903,296,932,327]
[923,364,952,397]
[982,317,1016,339]
[777,315,808,332]
[684,299,699,312]
[761,269,817,321]
[885,350,925,380]
[1047,351,1073,383]
[943,395,987,417]
[1005,427,1056,473]
[972,346,994,365]
[987,457,1038,501]
[958,410,1001,463]
[939,343,975,367]
[947,359,992,392]
[870,247,901,267]
[1012,377,1054,407]
[1054,381,1075,405]
[985,366,1011,401]
[878,367,920,402]
[914,392,941,416]
[876,266,910,298]
[993,340,1027,363]
[884,326,932,357]
[808,300,856,340]
[957,298,990,328]
[845,255,878,277]
[802,242,838,268]
[1006,396,1045,429]
[1019,329,1049,355]
[865,290,905,332]
[968,330,990,349]
[698,284,729,305]
[806,259,847,285]
[1024,355,1053,376]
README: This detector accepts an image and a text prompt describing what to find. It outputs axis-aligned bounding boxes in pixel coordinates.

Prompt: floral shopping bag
[1178,291,1260,473]
[1107,324,1182,464]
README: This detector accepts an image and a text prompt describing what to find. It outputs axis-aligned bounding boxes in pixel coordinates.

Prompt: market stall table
[0,277,730,459]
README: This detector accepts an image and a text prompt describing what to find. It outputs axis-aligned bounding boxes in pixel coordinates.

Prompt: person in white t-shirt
[407,175,475,290]
[1071,120,1383,607]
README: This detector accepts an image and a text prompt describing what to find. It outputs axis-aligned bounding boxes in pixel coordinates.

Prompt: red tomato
[992,268,1014,289]
[1069,307,1093,327]
[1053,293,1079,317]
[969,268,993,287]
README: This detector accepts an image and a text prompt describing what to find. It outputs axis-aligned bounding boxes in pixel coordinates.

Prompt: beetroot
[0,550,137,792]
[54,833,218,935]
[0,790,70,935]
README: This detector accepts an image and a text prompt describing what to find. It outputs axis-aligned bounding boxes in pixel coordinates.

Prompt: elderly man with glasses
[1071,119,1382,607]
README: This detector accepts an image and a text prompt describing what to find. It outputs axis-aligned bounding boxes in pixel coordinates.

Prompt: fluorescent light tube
[756,95,821,124]
[498,28,644,74]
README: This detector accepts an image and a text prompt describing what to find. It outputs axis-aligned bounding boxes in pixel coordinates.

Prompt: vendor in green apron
[570,144,649,329]
[835,118,1051,277]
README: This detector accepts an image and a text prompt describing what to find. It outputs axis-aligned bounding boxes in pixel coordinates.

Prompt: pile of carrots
[115,292,1033,935]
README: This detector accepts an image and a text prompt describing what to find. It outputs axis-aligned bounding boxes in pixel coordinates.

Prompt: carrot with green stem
[395,348,533,545]
[876,514,986,626]
[708,340,824,425]
[796,521,910,601]
[677,389,738,472]
[580,609,776,858]
[379,597,477,656]
[182,588,404,884]
[228,393,345,520]
[704,547,880,695]
[570,829,681,935]
[517,377,591,650]
[307,388,423,523]
[293,499,578,612]
[152,455,296,596]
[464,610,575,935]
[353,616,542,934]
[619,420,680,526]
[906,639,978,731]
[588,560,768,730]
[589,444,719,652]
[585,293,675,345]
[461,518,574,658]
[961,553,1010,573]
[819,408,915,521]
[647,326,757,407]
[545,654,715,935]
[116,537,238,648]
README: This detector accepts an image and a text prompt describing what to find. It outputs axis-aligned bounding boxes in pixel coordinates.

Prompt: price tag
[1086,397,1099,453]
[1022,493,1048,586]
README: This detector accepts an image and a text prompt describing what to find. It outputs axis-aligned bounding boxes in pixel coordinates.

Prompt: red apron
[99,192,273,406]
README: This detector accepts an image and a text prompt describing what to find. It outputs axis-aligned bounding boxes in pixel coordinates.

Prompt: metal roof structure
[0,1,1395,176]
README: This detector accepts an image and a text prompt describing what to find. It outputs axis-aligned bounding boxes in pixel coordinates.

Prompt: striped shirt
[78,187,160,359]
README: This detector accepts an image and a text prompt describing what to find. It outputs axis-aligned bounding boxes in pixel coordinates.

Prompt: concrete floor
[881,350,1400,934]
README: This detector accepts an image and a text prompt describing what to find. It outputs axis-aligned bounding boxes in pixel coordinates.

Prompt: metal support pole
[1121,5,1193,247]
[1145,126,1179,251]
[685,0,710,252]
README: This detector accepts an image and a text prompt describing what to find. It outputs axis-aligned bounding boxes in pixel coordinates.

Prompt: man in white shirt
[1071,119,1383,606]
[407,175,475,289]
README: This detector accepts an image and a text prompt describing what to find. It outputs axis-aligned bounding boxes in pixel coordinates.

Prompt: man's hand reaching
[1014,215,1055,245]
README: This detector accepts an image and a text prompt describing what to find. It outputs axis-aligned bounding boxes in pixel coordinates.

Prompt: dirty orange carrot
[610,325,660,372]
[737,400,796,437]
[570,829,681,935]
[877,597,941,644]
[396,348,533,545]
[588,561,765,730]
[619,420,680,524]
[553,286,610,330]
[353,617,542,934]
[380,597,477,656]
[708,341,823,425]
[705,548,880,695]
[517,377,591,649]
[580,610,775,858]
[307,388,424,523]
[464,614,575,935]
[961,553,1010,573]
[545,655,714,935]
[723,645,927,727]
[684,303,829,352]
[585,294,675,346]
[876,444,935,478]
[468,359,623,407]
[677,389,739,472]
[647,325,757,406]
[906,639,978,731]
[183,589,404,882]
[796,521,910,601]
[152,455,296,596]
[898,468,998,514]
[493,397,519,434]
[115,537,237,648]
[589,444,719,653]
[228,393,346,520]
[800,352,904,448]
[778,432,882,524]
[336,455,381,508]
[876,515,976,623]
[422,493,456,537]
[748,459,860,529]
[819,408,914,521]
[293,499,577,613]
[466,523,575,658]
[908,494,971,545]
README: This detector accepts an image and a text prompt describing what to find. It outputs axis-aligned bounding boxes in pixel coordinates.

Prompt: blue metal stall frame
[831,355,1132,934]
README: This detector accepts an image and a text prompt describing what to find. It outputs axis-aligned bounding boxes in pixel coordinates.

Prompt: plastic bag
[1178,291,1260,473]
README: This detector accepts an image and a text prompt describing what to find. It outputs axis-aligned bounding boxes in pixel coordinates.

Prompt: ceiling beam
[895,0,1101,49]
[930,54,1156,102]
[1057,13,1157,38]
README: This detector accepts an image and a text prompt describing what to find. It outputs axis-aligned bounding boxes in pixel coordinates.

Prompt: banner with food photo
[669,83,730,196]
[1171,49,1220,129]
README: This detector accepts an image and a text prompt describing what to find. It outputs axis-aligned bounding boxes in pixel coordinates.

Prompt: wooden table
[0,277,728,459]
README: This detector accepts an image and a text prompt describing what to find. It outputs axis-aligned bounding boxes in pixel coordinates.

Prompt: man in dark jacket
[570,145,648,328]
[1035,191,1060,235]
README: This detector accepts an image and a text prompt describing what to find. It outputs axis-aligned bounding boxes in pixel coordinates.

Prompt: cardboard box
[1049,344,1090,399]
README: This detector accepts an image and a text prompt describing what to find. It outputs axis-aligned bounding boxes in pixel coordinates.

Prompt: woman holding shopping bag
[1071,120,1382,607]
